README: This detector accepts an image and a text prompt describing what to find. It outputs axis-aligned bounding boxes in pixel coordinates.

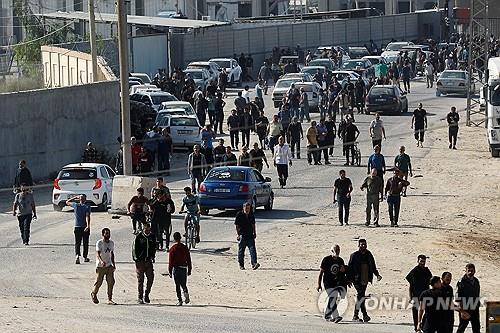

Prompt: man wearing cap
[406,255,432,332]
[384,169,410,227]
[317,244,348,323]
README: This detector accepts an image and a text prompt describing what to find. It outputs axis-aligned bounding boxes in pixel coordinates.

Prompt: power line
[9,19,76,48]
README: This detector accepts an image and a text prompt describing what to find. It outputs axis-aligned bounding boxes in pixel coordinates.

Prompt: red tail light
[93,178,102,190]
[239,184,249,192]
[199,183,206,193]
[54,178,60,190]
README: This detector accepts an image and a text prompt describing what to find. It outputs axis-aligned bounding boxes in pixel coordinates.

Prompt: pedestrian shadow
[256,209,315,221]
[0,243,74,249]
[191,248,232,257]
[258,267,317,272]
[147,303,270,311]
[398,224,460,232]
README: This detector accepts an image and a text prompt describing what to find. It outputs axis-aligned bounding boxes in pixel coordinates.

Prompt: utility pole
[117,0,132,175]
[89,0,98,82]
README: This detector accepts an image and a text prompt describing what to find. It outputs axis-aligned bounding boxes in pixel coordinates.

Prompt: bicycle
[180,210,199,250]
[353,142,362,167]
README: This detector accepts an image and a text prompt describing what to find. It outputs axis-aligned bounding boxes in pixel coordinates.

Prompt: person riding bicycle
[181,187,201,243]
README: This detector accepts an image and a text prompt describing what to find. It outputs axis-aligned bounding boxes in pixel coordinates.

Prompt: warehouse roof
[38,11,228,29]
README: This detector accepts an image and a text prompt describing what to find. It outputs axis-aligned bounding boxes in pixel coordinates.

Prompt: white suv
[52,163,115,211]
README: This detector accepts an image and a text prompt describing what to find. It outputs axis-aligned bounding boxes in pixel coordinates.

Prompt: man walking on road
[91,228,116,305]
[394,146,413,196]
[12,184,36,245]
[405,254,432,332]
[360,169,383,227]
[333,170,353,226]
[187,145,207,194]
[133,223,156,304]
[369,113,386,148]
[447,106,460,149]
[235,202,260,270]
[227,109,240,150]
[456,263,481,333]
[306,121,320,165]
[13,160,33,193]
[367,145,386,182]
[441,272,455,333]
[66,194,91,264]
[287,117,303,159]
[347,239,382,323]
[273,136,293,188]
[317,244,347,323]
[385,169,410,227]
[416,276,445,333]
[168,232,192,306]
[412,103,427,148]
[340,117,360,166]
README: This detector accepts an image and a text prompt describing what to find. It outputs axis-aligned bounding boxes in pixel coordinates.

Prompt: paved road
[0,78,468,332]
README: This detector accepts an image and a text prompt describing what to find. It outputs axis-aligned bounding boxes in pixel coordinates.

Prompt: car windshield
[366,58,380,64]
[296,85,313,92]
[188,64,209,71]
[213,60,230,68]
[343,61,365,69]
[276,79,298,88]
[170,117,199,127]
[310,60,331,67]
[58,168,97,180]
[151,95,176,104]
[302,68,323,75]
[370,87,395,96]
[206,169,247,181]
[440,71,466,79]
[490,84,500,106]
[162,104,191,113]
[386,43,406,51]
[186,71,203,79]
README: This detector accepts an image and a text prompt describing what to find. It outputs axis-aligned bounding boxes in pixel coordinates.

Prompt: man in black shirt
[456,263,480,333]
[441,271,455,333]
[223,146,237,166]
[412,103,428,148]
[254,111,269,149]
[227,109,240,149]
[149,191,175,251]
[347,239,382,322]
[234,91,247,115]
[341,117,360,166]
[213,139,226,166]
[317,244,347,323]
[417,276,447,333]
[132,223,156,304]
[446,106,460,149]
[234,202,259,270]
[249,142,269,172]
[333,170,353,226]
[287,117,303,159]
[406,255,432,332]
[13,160,33,192]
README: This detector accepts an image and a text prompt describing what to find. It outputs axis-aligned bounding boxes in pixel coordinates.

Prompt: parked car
[348,46,370,59]
[308,58,336,72]
[52,163,115,211]
[341,59,374,77]
[313,46,350,63]
[331,70,369,86]
[365,85,408,114]
[130,84,159,95]
[436,70,472,97]
[198,166,274,214]
[184,68,211,91]
[130,91,178,111]
[158,101,196,116]
[187,61,221,82]
[130,72,151,84]
[381,41,414,59]
[281,72,313,82]
[157,115,202,148]
[209,58,242,86]
[362,56,387,66]
[272,77,305,108]
[294,81,322,112]
[300,65,327,78]
[129,76,144,84]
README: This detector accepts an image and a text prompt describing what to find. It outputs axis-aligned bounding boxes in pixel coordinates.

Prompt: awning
[38,11,228,29]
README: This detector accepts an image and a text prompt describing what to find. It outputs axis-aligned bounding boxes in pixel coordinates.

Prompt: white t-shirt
[241,90,250,103]
[369,119,384,141]
[96,239,114,268]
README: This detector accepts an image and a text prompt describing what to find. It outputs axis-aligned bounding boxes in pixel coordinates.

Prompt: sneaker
[137,298,144,304]
[402,192,407,197]
[363,315,371,322]
[144,295,150,304]
[334,316,343,323]
[325,161,331,165]
[344,162,349,166]
[252,263,260,270]
[453,146,457,150]
[91,292,99,304]
[107,300,117,305]
[176,301,183,306]
[239,266,245,270]
[374,223,380,227]
[449,144,452,149]
[344,222,349,226]
[75,256,80,264]
[394,223,399,227]
[184,292,190,304]
[195,236,200,243]
[340,222,343,226]
[84,258,90,263]
[352,315,363,322]
[365,222,370,227]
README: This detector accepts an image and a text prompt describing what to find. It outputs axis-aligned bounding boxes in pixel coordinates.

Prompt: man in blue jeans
[333,170,353,226]
[234,202,260,270]
[12,184,37,245]
[384,169,410,227]
[66,194,91,264]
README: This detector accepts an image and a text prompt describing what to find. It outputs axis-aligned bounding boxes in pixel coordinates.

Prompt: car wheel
[492,149,500,158]
[365,109,370,115]
[97,194,108,212]
[53,204,63,212]
[200,207,210,215]
[264,193,274,211]
[251,197,257,214]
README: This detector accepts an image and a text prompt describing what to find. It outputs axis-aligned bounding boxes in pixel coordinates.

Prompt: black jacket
[14,167,33,188]
[456,275,480,311]
[347,250,379,284]
[132,232,156,262]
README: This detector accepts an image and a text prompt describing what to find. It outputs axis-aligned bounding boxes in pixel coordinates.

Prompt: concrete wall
[0,81,120,187]
[41,45,117,88]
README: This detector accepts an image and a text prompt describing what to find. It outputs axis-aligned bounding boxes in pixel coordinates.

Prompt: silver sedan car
[436,70,473,97]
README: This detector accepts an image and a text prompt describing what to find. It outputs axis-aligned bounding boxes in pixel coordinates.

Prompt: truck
[485,57,500,157]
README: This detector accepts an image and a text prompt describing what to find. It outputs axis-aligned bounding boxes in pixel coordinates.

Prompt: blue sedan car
[198,166,274,214]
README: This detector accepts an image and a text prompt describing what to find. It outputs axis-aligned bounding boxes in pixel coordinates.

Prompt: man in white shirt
[241,86,251,104]
[424,61,435,88]
[91,228,116,305]
[369,113,386,148]
[273,136,293,188]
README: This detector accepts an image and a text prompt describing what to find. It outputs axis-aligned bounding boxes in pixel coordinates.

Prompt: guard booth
[487,301,500,333]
